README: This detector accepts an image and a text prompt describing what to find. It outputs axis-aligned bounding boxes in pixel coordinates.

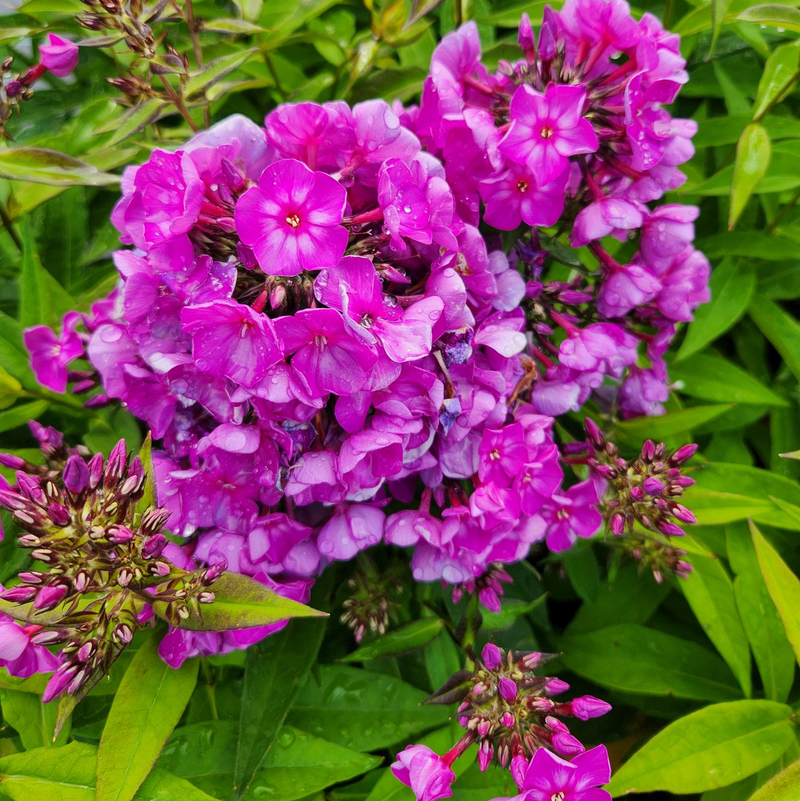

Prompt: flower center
[490,449,501,461]
[360,314,373,329]
[516,180,528,193]
[540,126,554,139]
[285,213,301,228]
[556,508,570,520]
[551,793,565,801]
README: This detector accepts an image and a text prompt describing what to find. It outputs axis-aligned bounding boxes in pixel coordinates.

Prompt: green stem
[0,200,21,252]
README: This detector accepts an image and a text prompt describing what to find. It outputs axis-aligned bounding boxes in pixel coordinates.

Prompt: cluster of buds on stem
[451,565,513,613]
[340,558,404,643]
[584,418,696,581]
[0,424,223,703]
[423,642,611,781]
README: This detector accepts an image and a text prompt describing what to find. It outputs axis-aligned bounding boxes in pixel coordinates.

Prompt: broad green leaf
[749,295,800,383]
[737,4,800,32]
[481,596,546,631]
[232,0,263,21]
[235,618,326,797]
[670,353,787,406]
[680,556,752,697]
[160,721,381,801]
[0,670,49,695]
[754,41,800,121]
[679,259,754,361]
[730,124,771,229]
[0,313,36,387]
[748,757,800,801]
[607,701,796,796]
[257,0,341,44]
[97,635,199,801]
[19,217,75,331]
[424,630,462,692]
[0,148,120,187]
[0,741,218,801]
[0,690,70,749]
[287,665,450,751]
[342,618,444,662]
[561,624,742,702]
[104,100,174,146]
[184,49,259,98]
[612,404,733,444]
[152,571,325,631]
[702,775,758,801]
[0,400,50,434]
[0,366,23,410]
[751,520,800,666]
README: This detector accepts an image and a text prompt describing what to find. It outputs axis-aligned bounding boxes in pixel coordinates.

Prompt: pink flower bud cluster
[392,642,611,801]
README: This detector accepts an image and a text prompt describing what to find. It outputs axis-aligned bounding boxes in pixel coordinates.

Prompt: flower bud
[0,453,26,470]
[658,521,684,537]
[551,732,584,756]
[1,585,38,602]
[610,513,625,535]
[43,663,78,703]
[671,504,696,524]
[63,455,89,494]
[544,678,569,695]
[570,695,612,720]
[643,477,663,496]
[478,740,493,771]
[670,443,698,466]
[481,642,502,670]
[498,677,517,701]
[33,583,68,610]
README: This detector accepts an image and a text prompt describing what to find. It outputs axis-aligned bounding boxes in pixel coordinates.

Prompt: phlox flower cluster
[22,0,706,669]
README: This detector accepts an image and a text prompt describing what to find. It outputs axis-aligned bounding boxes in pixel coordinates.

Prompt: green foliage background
[2,0,800,799]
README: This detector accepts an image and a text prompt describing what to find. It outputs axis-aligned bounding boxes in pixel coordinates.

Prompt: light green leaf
[562,624,742,702]
[257,0,341,44]
[612,405,733,444]
[749,295,800,383]
[0,400,50,434]
[481,596,546,631]
[135,433,156,513]
[607,701,796,796]
[97,635,199,801]
[680,556,752,697]
[754,41,800,121]
[677,259,755,360]
[235,618,326,798]
[0,148,120,187]
[0,741,218,801]
[751,520,800,666]
[671,353,787,406]
[202,18,267,33]
[184,49,259,98]
[160,721,381,801]
[730,124,771,229]
[342,618,444,662]
[737,4,800,32]
[748,757,800,801]
[104,100,174,147]
[0,690,71,749]
[287,665,450,751]
[152,571,325,631]
[710,0,733,56]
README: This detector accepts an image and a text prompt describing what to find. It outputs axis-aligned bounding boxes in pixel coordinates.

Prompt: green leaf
[730,124,771,229]
[202,18,267,33]
[136,433,156,513]
[680,555,752,697]
[731,564,795,703]
[737,4,800,32]
[0,400,50,434]
[184,49,259,98]
[19,216,75,331]
[709,0,733,55]
[104,100,174,147]
[96,634,199,801]
[0,313,36,387]
[609,700,796,796]
[257,0,341,44]
[751,520,800,666]
[424,630,461,692]
[0,690,71,749]
[677,259,756,361]
[0,741,218,801]
[160,722,381,801]
[152,571,325,631]
[754,41,800,121]
[235,618,326,798]
[561,624,742,702]
[612,405,733,444]
[342,618,445,663]
[671,353,787,406]
[749,295,800,383]
[481,596,546,631]
[747,757,800,801]
[0,148,120,187]
[286,665,450,751]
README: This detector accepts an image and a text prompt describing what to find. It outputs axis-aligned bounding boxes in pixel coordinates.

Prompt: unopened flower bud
[670,443,697,466]
[544,678,570,695]
[671,504,696,524]
[481,642,502,670]
[570,695,612,720]
[0,453,26,469]
[199,591,215,604]
[500,711,515,728]
[33,583,68,610]
[518,651,542,670]
[584,418,604,449]
[142,533,167,559]
[510,754,528,790]
[643,477,663,496]
[47,503,70,526]
[658,521,684,537]
[63,455,89,493]
[551,732,584,756]
[108,525,134,544]
[77,641,96,662]
[43,663,78,703]
[498,677,517,701]
[87,453,104,488]
[1,585,38,602]
[610,513,625,535]
[641,439,655,462]
[202,558,227,585]
[105,439,128,485]
[629,486,644,502]
[478,740,494,771]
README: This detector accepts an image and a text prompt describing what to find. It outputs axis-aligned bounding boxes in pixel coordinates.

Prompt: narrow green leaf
[607,701,796,796]
[235,618,326,797]
[160,722,381,801]
[0,148,120,187]
[680,555,752,697]
[710,0,733,57]
[135,433,156,513]
[677,259,755,361]
[424,630,461,692]
[751,520,800,666]
[562,624,742,702]
[747,757,800,801]
[203,17,267,33]
[105,100,174,146]
[342,618,444,663]
[730,124,771,229]
[152,571,325,631]
[0,400,50,434]
[287,665,450,751]
[184,49,258,98]
[737,4,800,32]
[481,596,546,631]
[754,41,800,121]
[0,690,70,749]
[612,405,733,444]
[749,295,800,383]
[96,634,199,801]
[0,741,218,801]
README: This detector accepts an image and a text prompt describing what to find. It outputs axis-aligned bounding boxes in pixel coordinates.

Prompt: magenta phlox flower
[264,102,331,168]
[572,197,645,247]
[558,322,638,377]
[317,504,385,560]
[0,602,61,678]
[235,158,348,276]
[624,74,682,171]
[24,311,83,393]
[542,480,603,552]
[473,310,527,358]
[39,33,79,77]
[392,745,457,801]
[284,450,347,506]
[478,423,528,486]
[500,85,598,184]
[86,324,140,399]
[339,430,405,496]
[274,308,377,397]
[654,245,710,321]
[597,260,661,319]
[640,203,699,270]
